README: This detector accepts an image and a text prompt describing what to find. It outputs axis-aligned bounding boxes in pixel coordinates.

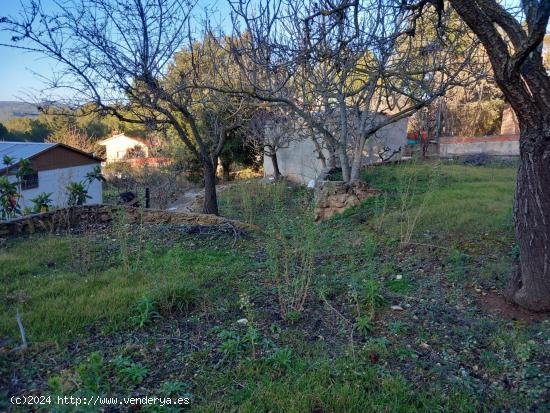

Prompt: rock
[391,305,404,311]
[395,274,403,280]
[420,342,430,349]
[314,180,381,221]
[236,318,248,326]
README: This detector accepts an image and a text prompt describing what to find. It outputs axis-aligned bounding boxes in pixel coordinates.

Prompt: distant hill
[0,101,40,123]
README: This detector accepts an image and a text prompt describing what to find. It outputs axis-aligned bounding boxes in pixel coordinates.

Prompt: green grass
[0,235,248,343]
[3,161,548,413]
[193,355,480,413]
[360,162,515,245]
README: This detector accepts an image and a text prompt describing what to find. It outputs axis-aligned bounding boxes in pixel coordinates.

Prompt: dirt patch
[476,290,549,322]
[168,184,233,213]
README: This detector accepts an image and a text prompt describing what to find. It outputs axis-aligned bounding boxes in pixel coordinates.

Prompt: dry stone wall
[0,205,256,238]
[314,181,380,221]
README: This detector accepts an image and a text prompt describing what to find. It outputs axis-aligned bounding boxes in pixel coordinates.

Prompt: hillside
[0,101,39,123]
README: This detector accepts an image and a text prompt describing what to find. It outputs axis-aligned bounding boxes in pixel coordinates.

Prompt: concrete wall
[264,116,408,184]
[439,135,519,157]
[365,117,409,164]
[13,163,103,210]
[264,139,327,184]
[101,135,149,163]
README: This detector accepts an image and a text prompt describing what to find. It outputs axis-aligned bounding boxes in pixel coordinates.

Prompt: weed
[265,346,293,372]
[388,320,407,335]
[130,295,161,328]
[355,315,374,338]
[111,208,132,274]
[386,278,413,294]
[112,355,149,384]
[393,346,416,361]
[48,351,109,412]
[447,250,470,282]
[265,200,318,319]
[154,282,198,315]
[160,380,191,397]
[361,279,385,319]
[218,329,246,357]
[76,352,106,393]
[239,293,258,359]
[397,162,440,245]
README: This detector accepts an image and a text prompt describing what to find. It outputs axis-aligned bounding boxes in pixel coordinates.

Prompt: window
[21,172,39,190]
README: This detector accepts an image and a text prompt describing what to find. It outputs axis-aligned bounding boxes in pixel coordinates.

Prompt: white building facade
[264,116,409,184]
[0,142,103,212]
[98,133,149,163]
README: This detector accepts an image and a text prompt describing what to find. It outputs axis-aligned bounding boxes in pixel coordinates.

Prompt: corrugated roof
[0,142,56,161]
[0,141,103,173]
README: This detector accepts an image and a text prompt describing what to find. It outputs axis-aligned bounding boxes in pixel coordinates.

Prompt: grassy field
[1,161,549,412]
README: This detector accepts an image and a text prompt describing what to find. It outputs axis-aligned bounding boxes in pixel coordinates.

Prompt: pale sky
[0,0,231,101]
[0,0,528,101]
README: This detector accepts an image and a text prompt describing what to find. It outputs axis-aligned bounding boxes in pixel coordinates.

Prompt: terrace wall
[439,134,519,157]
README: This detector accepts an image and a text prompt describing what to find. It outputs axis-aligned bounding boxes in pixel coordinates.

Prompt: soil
[476,290,550,322]
[167,184,233,213]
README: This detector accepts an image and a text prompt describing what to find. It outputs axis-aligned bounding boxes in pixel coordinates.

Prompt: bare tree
[433,0,550,311]
[246,107,308,179]
[0,0,237,215]
[224,0,481,182]
[45,125,99,154]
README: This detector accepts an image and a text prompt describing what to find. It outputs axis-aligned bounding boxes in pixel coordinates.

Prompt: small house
[98,133,150,163]
[0,141,103,210]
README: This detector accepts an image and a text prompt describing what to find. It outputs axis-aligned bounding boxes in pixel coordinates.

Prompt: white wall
[15,163,103,210]
[264,139,328,184]
[102,135,149,163]
[264,117,408,184]
[439,137,519,157]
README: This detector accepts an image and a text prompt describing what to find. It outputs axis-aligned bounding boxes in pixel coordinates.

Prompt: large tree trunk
[203,162,219,215]
[505,126,550,311]
[269,153,281,179]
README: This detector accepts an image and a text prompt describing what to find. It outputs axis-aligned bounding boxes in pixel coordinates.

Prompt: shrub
[30,192,53,213]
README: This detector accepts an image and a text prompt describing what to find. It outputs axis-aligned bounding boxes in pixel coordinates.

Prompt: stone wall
[0,205,256,238]
[314,181,380,221]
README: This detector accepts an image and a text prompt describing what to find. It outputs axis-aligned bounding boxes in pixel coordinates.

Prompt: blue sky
[0,0,231,101]
[0,0,525,102]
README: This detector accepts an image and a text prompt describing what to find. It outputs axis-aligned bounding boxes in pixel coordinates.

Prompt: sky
[0,0,231,101]
[0,0,50,101]
[0,0,526,102]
